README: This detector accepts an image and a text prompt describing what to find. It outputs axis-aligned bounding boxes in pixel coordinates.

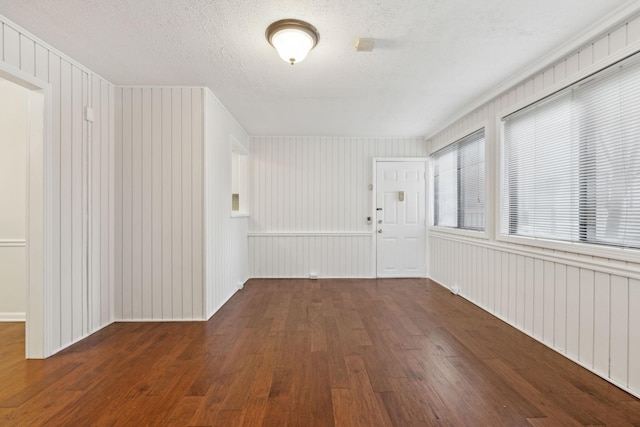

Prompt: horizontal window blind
[501,53,640,249]
[433,129,485,230]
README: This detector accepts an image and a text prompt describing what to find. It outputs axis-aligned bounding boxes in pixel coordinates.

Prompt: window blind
[433,129,485,230]
[501,53,640,249]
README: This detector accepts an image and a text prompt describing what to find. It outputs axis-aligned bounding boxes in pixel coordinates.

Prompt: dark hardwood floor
[1,278,639,426]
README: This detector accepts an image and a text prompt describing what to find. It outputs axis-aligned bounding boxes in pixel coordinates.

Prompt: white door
[376,161,426,277]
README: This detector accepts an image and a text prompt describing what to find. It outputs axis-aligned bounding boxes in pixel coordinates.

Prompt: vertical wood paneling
[629,279,640,392]
[19,34,34,76]
[427,14,640,399]
[524,256,534,335]
[151,88,163,318]
[90,75,102,331]
[1,17,115,355]
[543,260,555,347]
[430,235,640,397]
[610,26,627,53]
[593,272,610,376]
[114,87,211,321]
[515,255,525,329]
[102,82,113,326]
[533,259,544,340]
[204,90,250,317]
[121,88,132,319]
[171,88,182,319]
[49,51,62,349]
[629,16,640,44]
[191,89,203,320]
[487,249,495,313]
[579,269,595,368]
[249,137,426,234]
[248,235,373,278]
[141,88,152,319]
[161,88,172,318]
[592,35,609,62]
[554,264,567,352]
[59,59,73,344]
[3,24,20,68]
[181,89,193,319]
[34,44,47,82]
[507,253,517,323]
[114,88,123,321]
[610,275,629,386]
[248,136,426,278]
[131,88,142,319]
[566,265,580,360]
[494,249,502,315]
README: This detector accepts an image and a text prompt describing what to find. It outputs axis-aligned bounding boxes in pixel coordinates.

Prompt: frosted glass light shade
[266,19,319,65]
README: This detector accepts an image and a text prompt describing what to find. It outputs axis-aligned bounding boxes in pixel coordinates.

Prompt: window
[432,129,485,230]
[231,138,248,216]
[501,54,640,249]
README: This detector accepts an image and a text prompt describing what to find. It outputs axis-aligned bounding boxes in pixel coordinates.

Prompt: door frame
[372,158,429,278]
[0,62,54,358]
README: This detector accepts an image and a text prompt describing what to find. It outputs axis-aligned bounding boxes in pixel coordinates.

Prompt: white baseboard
[0,312,26,321]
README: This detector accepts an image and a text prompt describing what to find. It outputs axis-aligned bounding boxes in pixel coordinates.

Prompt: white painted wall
[114,87,205,320]
[113,87,250,321]
[205,90,250,318]
[0,80,28,319]
[0,15,115,356]
[428,14,640,398]
[249,137,427,278]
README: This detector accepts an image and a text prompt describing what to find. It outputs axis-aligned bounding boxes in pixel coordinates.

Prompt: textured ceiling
[0,0,632,137]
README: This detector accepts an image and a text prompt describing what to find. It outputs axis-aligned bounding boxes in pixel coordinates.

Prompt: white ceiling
[0,0,632,137]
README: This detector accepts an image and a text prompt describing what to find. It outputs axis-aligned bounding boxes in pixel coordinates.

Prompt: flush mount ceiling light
[266,19,319,65]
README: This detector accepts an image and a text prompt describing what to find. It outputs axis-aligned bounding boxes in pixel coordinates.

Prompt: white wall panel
[430,234,640,398]
[630,279,640,391]
[610,275,629,385]
[427,16,640,398]
[1,15,115,355]
[204,90,250,318]
[249,137,426,278]
[115,87,213,321]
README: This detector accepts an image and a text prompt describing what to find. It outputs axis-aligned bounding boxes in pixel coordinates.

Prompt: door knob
[378,229,383,233]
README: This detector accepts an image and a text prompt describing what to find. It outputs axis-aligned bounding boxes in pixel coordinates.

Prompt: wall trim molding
[0,312,26,322]
[0,239,26,247]
[248,232,372,237]
[429,231,640,281]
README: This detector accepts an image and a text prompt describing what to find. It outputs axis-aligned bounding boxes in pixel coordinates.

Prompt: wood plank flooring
[1,278,639,426]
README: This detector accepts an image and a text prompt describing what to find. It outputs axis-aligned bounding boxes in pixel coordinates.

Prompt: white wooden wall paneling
[429,234,640,397]
[141,88,152,319]
[114,87,212,321]
[203,90,249,318]
[131,88,142,320]
[630,279,640,391]
[427,15,640,398]
[1,15,115,355]
[151,88,163,319]
[249,137,427,278]
[161,88,172,318]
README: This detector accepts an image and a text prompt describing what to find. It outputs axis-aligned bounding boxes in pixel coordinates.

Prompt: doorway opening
[0,77,28,329]
[0,64,50,358]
